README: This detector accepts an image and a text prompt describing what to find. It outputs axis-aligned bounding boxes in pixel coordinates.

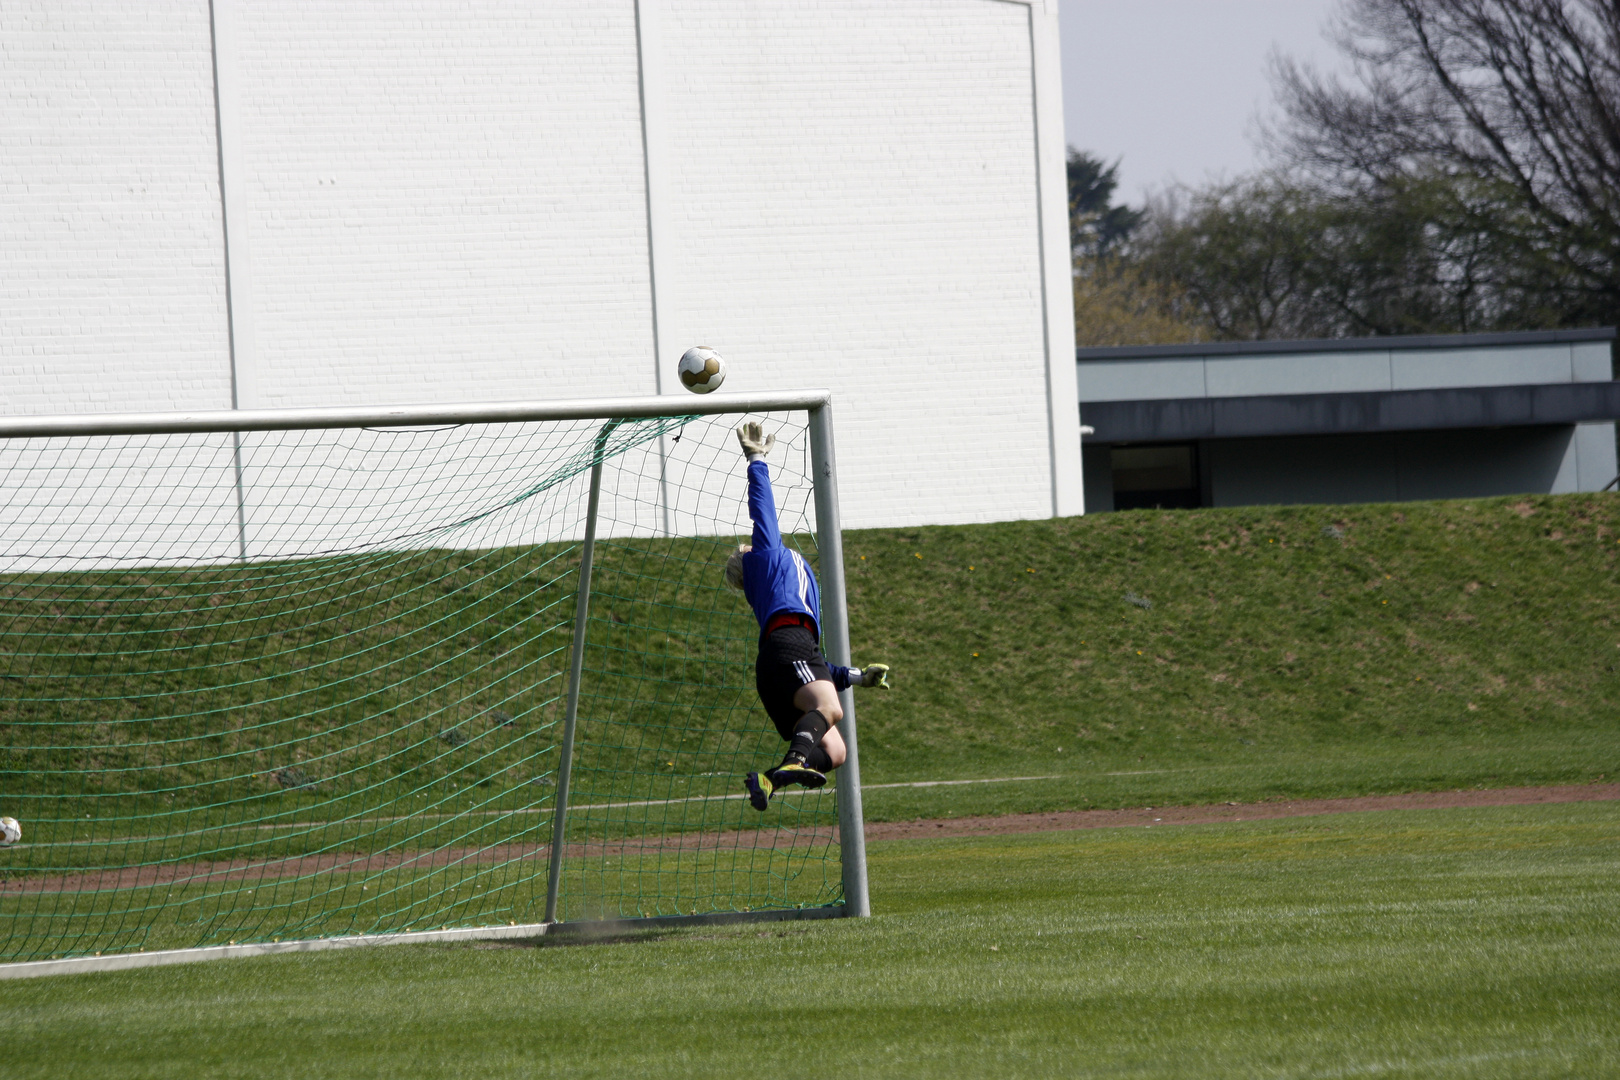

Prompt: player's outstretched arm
[738,422,782,551]
[858,663,891,689]
[830,663,891,691]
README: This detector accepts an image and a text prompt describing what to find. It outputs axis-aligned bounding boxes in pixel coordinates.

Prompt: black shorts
[755,625,832,740]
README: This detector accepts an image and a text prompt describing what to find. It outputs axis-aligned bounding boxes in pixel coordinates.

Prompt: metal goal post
[0,389,868,980]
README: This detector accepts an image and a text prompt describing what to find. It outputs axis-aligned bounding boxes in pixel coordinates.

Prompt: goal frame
[0,388,869,980]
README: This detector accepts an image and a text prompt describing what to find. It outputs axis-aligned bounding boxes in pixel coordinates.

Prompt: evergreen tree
[1068,149,1145,262]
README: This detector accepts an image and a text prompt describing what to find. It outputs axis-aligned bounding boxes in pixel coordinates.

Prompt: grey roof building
[1077,328,1619,512]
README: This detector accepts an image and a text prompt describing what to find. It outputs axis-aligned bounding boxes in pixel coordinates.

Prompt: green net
[0,409,845,964]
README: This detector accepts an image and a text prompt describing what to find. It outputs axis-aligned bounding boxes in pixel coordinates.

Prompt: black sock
[801,745,833,773]
[786,710,829,761]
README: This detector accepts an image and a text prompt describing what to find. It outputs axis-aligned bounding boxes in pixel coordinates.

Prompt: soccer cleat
[769,761,827,790]
[744,770,774,811]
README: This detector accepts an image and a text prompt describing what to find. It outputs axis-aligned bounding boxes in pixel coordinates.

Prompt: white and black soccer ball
[0,817,20,846]
[677,346,726,394]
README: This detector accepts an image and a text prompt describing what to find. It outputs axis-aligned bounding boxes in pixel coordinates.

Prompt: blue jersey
[741,458,820,637]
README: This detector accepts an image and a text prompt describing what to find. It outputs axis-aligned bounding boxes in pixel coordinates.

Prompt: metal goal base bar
[545,904,847,940]
[0,905,849,980]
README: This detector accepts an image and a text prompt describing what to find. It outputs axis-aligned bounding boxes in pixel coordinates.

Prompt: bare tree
[1137,179,1321,340]
[1134,169,1560,340]
[1271,0,1620,324]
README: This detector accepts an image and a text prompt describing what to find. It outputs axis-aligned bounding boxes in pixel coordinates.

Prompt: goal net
[0,392,867,968]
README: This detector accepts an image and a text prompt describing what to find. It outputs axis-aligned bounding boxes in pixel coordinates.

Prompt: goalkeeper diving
[727,421,890,811]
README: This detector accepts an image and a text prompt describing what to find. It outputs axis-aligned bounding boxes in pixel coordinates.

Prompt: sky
[1059,0,1351,206]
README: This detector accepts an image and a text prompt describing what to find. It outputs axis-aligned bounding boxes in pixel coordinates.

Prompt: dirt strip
[861,782,1620,841]
[7,785,1614,894]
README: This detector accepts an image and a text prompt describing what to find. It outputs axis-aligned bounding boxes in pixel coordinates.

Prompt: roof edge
[1076,327,1617,362]
[1079,380,1620,443]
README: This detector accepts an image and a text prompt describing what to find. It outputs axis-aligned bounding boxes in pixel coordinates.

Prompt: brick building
[0,1,1081,531]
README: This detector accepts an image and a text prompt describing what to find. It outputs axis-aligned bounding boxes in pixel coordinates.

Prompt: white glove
[736,421,775,461]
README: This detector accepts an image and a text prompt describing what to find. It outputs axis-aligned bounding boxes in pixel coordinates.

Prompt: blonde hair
[723,545,748,591]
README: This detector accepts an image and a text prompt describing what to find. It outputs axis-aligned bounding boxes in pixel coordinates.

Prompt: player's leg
[744,628,865,807]
[769,678,847,790]
[745,632,816,810]
[745,692,836,808]
[789,678,845,768]
[741,680,835,806]
[819,721,845,768]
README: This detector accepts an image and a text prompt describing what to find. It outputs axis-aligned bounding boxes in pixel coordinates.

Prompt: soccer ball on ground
[0,817,20,846]
[677,346,726,394]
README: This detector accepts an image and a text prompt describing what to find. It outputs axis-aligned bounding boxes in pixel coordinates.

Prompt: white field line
[10,775,1068,849]
[1294,1048,1542,1079]
[864,775,1060,790]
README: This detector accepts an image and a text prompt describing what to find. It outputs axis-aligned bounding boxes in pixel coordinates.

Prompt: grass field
[7,800,1617,1078]
[5,491,1620,964]
[846,492,1620,814]
[6,450,1616,1074]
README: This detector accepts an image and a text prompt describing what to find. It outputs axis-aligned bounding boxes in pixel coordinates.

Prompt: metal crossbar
[0,390,832,439]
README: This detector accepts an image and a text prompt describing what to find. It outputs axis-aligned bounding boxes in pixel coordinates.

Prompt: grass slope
[4,492,1618,828]
[7,801,1618,1079]
[845,493,1620,816]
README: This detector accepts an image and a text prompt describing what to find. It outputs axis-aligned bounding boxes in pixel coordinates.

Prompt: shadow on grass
[461,922,819,951]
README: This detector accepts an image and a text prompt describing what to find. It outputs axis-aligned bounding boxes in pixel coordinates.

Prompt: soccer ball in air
[0,817,19,846]
[677,346,726,394]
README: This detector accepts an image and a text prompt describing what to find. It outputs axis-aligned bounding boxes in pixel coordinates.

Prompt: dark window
[1112,444,1200,510]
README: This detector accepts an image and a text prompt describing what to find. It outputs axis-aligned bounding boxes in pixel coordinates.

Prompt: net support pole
[808,402,869,918]
[543,421,616,923]
[230,431,248,561]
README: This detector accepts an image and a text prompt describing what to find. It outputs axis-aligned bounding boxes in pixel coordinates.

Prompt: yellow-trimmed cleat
[768,761,827,790]
[744,770,774,811]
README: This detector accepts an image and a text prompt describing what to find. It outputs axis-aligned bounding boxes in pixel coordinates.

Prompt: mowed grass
[7,801,1618,1079]
[845,492,1620,815]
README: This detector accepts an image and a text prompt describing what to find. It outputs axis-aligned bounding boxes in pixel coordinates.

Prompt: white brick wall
[0,3,231,414]
[230,2,657,410]
[0,0,1076,532]
[656,0,1053,527]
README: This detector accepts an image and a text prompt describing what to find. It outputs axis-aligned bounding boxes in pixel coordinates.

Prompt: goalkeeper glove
[857,663,891,689]
[736,422,775,461]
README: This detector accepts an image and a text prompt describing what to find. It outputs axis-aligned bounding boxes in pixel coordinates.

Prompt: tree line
[1073,0,1620,347]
